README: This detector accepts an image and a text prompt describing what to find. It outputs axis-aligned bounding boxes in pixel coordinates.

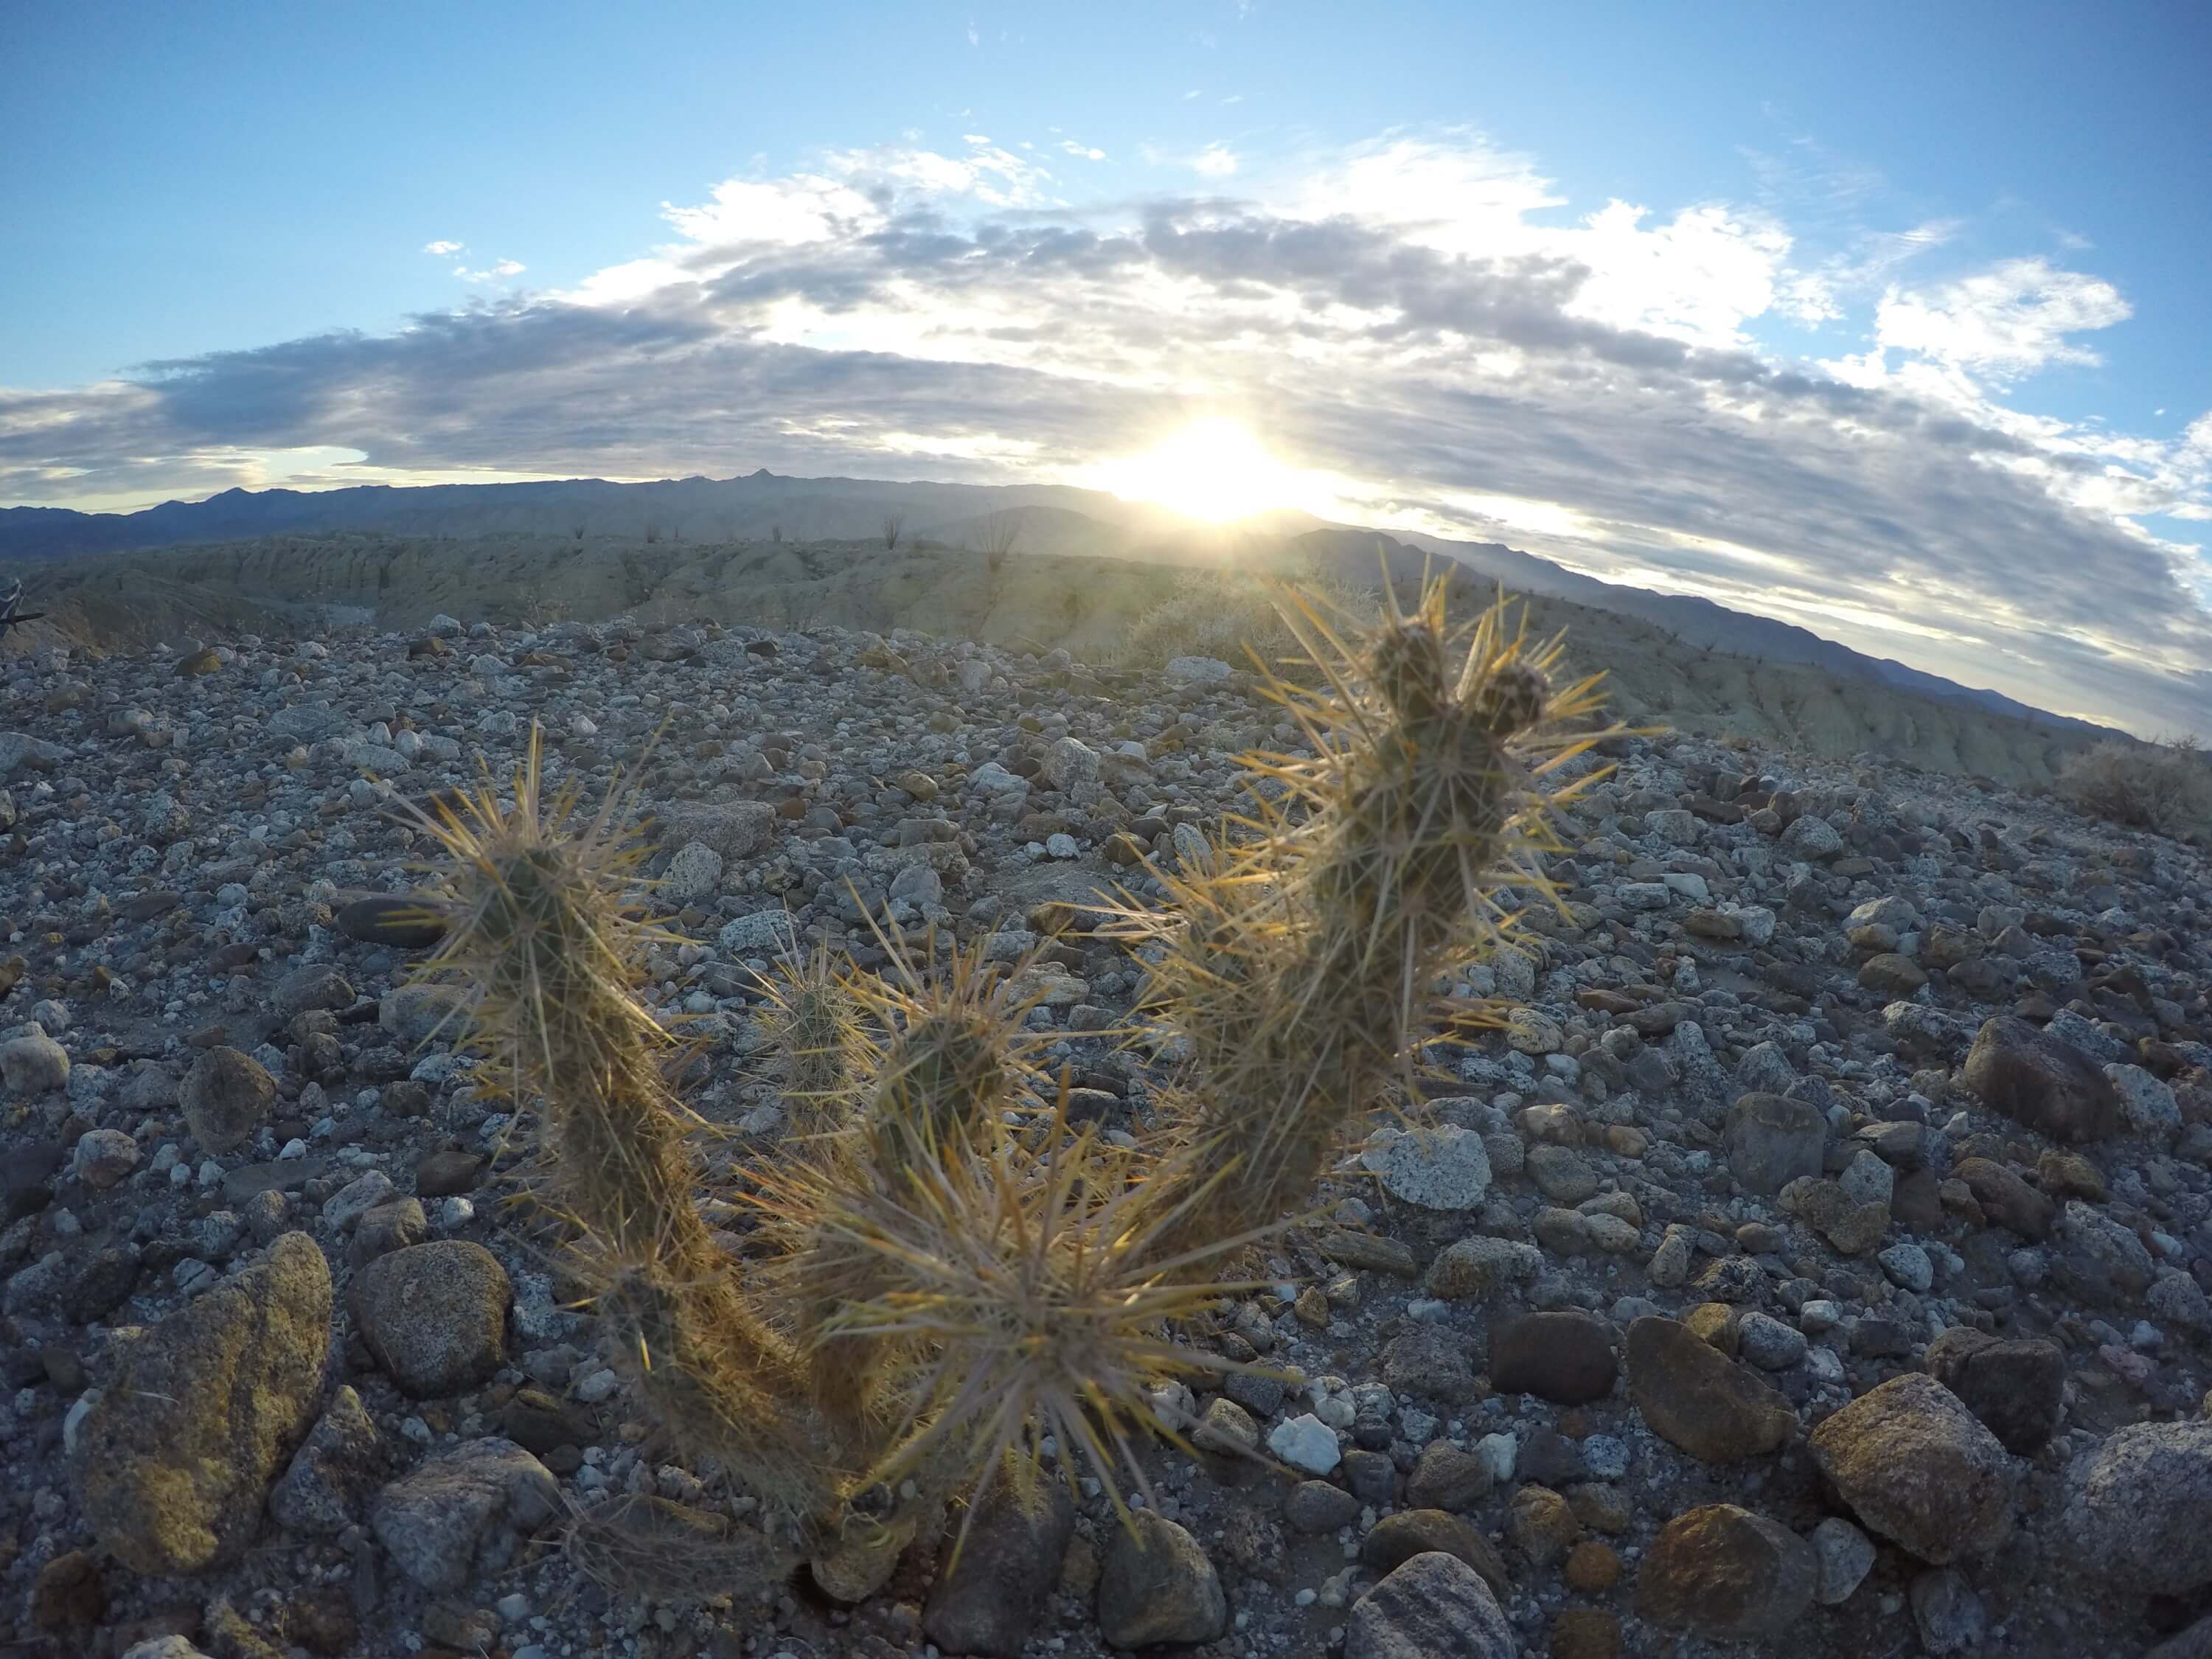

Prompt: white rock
[1267,1413,1340,1475]
[1359,1126,1492,1211]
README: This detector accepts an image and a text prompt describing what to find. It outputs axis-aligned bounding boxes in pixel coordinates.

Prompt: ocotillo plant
[407,575,1613,1581]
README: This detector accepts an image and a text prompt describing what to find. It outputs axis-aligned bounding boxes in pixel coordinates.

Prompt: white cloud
[422,240,464,256]
[1060,140,1107,161]
[964,15,978,44]
[453,259,526,282]
[1191,142,1239,177]
[1876,257,2131,383]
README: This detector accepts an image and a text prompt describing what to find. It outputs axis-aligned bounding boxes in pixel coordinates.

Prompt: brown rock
[1809,1373,2014,1564]
[1564,1540,1622,1593]
[1860,953,1928,996]
[1636,1504,1816,1641]
[1507,1484,1581,1568]
[1361,1509,1510,1596]
[1924,1328,2065,1454]
[2038,1147,2110,1201]
[30,1549,105,1632]
[1625,1316,1796,1464]
[1549,1608,1624,1659]
[1489,1312,1618,1405]
[1964,1015,2122,1142]
[1953,1158,2053,1238]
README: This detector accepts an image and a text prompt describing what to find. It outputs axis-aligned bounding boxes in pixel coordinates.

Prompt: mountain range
[0,470,2113,738]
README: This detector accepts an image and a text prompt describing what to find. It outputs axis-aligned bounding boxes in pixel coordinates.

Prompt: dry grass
[2056,736,2212,841]
[1116,560,1376,672]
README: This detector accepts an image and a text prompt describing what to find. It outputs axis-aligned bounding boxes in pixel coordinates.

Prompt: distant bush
[1117,561,1374,670]
[2056,737,2212,840]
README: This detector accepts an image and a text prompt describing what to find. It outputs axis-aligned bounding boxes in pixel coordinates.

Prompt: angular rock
[1962,1015,2121,1142]
[369,1437,560,1593]
[1349,1552,1517,1659]
[1425,1235,1543,1301]
[1635,1505,1815,1641]
[1096,1511,1226,1648]
[1910,1567,1987,1655]
[921,1477,1075,1658]
[269,1385,384,1535]
[1952,1157,2053,1238]
[1626,1316,1795,1463]
[1722,1093,1826,1195]
[73,1232,332,1573]
[1809,1373,2013,1565]
[1361,1510,1509,1596]
[1924,1327,2065,1454]
[650,800,777,862]
[351,1241,509,1398]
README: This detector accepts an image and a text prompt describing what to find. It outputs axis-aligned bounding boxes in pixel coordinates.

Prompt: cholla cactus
[407,576,1615,1579]
[1110,577,1613,1247]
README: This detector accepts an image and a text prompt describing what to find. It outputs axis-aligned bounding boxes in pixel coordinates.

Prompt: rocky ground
[2,609,2211,1659]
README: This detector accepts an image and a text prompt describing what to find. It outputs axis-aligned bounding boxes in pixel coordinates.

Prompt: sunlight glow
[1091,418,1306,521]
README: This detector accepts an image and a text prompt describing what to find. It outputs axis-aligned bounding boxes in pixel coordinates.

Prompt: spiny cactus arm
[798,1108,1277,1554]
[1124,582,1627,1248]
[404,727,841,1529]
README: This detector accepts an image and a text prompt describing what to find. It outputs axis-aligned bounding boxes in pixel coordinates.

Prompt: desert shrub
[2057,736,2212,840]
[408,582,1616,1590]
[1117,560,1374,671]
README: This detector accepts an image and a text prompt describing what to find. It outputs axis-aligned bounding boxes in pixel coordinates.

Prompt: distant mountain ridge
[0,470,2114,738]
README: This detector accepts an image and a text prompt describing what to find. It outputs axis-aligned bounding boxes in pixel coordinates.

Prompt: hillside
[0,529,2102,785]
[0,471,2118,741]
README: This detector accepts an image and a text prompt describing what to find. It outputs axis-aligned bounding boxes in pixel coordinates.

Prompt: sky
[4,0,2211,734]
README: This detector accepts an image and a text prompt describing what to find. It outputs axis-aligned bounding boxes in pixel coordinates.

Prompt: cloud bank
[2,130,2208,734]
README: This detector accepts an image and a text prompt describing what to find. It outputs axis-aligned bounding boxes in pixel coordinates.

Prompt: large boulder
[72,1234,332,1573]
[1809,1373,2014,1565]
[1636,1505,1815,1641]
[369,1437,560,1593]
[1625,1316,1796,1463]
[1962,1016,2121,1142]
[2061,1420,2212,1596]
[1349,1552,1518,1659]
[1722,1093,1826,1194]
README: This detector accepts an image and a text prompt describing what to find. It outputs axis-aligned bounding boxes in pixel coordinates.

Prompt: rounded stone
[1489,1311,1618,1404]
[1096,1511,1226,1648]
[181,1046,277,1153]
[350,1240,511,1398]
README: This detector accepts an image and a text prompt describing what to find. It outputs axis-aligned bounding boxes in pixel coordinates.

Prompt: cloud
[1190,142,1238,178]
[3,130,2207,736]
[1059,140,1107,161]
[422,240,465,256]
[1876,257,2131,383]
[453,258,526,282]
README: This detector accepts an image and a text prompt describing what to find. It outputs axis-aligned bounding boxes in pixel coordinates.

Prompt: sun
[1095,418,1301,521]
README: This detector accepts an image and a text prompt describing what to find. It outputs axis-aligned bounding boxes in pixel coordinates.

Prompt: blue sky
[4,1,2211,731]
